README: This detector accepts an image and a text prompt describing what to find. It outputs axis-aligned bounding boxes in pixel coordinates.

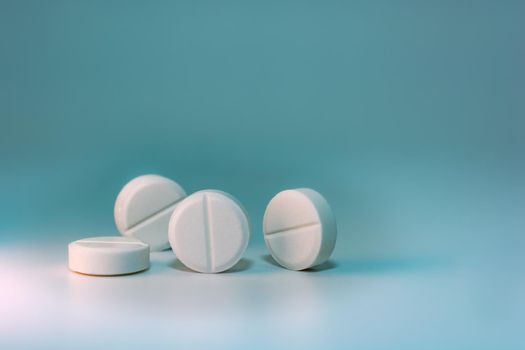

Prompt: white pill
[168,190,250,273]
[68,236,150,275]
[263,188,337,270]
[114,174,187,251]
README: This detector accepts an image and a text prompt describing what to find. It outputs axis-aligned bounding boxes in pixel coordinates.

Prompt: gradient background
[1,0,524,349]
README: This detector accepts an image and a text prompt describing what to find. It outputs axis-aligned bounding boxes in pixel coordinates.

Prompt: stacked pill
[68,175,337,275]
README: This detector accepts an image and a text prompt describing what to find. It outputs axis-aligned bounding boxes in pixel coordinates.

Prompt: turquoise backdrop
[1,1,524,349]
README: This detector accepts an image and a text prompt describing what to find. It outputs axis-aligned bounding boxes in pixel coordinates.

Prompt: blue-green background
[1,0,524,349]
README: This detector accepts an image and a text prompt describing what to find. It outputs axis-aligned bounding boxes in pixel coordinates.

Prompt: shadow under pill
[68,266,151,277]
[304,260,338,272]
[170,258,253,273]
[261,254,338,272]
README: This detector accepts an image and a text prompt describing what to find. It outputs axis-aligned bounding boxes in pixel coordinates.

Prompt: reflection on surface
[1,238,524,348]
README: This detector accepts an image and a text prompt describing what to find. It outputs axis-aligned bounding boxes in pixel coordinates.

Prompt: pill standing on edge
[263,188,337,270]
[168,190,250,273]
[68,236,150,276]
[114,174,187,251]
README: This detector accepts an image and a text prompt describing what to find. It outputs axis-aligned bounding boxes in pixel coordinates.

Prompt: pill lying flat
[168,190,250,273]
[263,188,337,270]
[114,174,187,251]
[68,236,150,275]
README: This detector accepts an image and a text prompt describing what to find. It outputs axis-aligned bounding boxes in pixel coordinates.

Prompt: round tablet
[68,236,150,276]
[168,190,250,273]
[263,188,337,270]
[114,174,187,251]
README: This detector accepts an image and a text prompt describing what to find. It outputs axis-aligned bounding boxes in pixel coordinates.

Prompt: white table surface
[1,227,523,350]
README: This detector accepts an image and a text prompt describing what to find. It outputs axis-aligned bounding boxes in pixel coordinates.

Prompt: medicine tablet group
[69,174,337,276]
